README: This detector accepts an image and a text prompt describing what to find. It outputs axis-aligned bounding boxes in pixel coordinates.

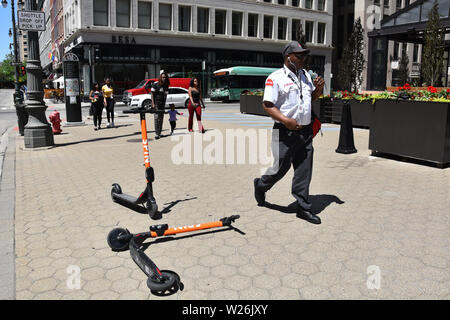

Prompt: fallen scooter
[111,107,164,219]
[107,215,240,295]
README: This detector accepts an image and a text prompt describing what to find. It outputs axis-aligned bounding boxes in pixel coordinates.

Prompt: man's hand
[313,76,325,90]
[284,118,300,130]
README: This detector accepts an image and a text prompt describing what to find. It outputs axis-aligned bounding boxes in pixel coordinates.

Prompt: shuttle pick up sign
[18,11,46,31]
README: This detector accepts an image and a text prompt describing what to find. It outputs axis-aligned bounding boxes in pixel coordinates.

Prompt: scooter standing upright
[111,108,163,219]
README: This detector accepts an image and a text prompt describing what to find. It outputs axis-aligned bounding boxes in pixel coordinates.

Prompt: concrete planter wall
[331,99,373,128]
[312,97,332,123]
[369,100,450,167]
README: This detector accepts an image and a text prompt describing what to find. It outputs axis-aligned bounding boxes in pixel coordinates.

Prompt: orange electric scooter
[107,215,240,295]
[111,108,162,219]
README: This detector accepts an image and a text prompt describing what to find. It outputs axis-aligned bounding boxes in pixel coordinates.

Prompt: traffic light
[21,66,26,76]
[94,47,101,63]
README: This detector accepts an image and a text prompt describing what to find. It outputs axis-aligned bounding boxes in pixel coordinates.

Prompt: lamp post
[22,0,54,148]
[2,0,28,136]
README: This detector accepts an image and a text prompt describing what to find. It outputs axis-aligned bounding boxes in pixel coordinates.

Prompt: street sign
[18,11,46,31]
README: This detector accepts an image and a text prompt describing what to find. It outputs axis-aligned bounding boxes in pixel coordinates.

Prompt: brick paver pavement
[14,108,449,299]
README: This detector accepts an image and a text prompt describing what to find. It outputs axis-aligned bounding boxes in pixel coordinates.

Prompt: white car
[130,87,190,109]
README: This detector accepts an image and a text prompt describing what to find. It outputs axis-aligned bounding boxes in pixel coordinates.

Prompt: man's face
[288,52,308,69]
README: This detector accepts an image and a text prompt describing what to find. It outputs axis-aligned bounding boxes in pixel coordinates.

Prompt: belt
[274,122,312,132]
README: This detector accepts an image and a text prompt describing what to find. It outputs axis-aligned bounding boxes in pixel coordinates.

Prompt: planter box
[331,99,373,128]
[240,95,267,116]
[369,100,450,167]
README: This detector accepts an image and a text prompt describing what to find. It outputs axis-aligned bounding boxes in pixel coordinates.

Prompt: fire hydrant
[49,110,62,134]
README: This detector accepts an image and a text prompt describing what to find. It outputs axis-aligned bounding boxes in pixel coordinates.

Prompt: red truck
[122,78,191,105]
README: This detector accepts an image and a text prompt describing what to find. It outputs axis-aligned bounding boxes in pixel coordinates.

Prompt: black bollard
[336,100,357,154]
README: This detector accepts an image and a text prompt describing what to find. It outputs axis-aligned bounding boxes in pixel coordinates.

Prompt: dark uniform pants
[154,104,165,135]
[257,122,314,211]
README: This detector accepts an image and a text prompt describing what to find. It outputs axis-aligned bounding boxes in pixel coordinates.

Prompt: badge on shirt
[266,79,274,87]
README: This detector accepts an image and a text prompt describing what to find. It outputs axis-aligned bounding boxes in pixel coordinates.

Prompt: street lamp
[2,0,28,136]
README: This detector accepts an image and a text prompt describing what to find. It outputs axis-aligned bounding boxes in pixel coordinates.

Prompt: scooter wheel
[107,228,130,252]
[147,270,183,295]
[111,183,122,200]
[147,201,158,220]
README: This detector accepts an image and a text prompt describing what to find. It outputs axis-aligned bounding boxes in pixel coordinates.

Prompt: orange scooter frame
[111,108,163,219]
[107,215,240,295]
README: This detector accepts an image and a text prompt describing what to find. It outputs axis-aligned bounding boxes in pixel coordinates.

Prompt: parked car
[122,78,191,105]
[130,87,190,109]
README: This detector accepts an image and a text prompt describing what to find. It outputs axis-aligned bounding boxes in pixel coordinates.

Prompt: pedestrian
[167,103,183,135]
[151,72,170,139]
[102,78,115,128]
[253,41,325,225]
[187,77,206,133]
[89,83,104,130]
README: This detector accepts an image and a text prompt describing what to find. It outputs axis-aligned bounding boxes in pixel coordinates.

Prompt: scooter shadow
[116,197,198,219]
[264,194,344,216]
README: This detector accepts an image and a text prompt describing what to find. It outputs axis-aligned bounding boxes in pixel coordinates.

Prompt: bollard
[336,100,357,154]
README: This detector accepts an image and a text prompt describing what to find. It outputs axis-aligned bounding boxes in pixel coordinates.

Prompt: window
[292,19,302,41]
[116,0,130,28]
[305,20,314,42]
[292,0,300,6]
[317,23,326,43]
[413,44,419,63]
[159,3,172,30]
[215,9,226,35]
[318,0,326,11]
[396,0,402,10]
[232,12,243,36]
[278,0,286,4]
[263,15,273,38]
[93,0,108,26]
[278,17,287,40]
[178,5,191,32]
[393,42,399,60]
[138,1,152,29]
[248,13,258,37]
[197,7,209,33]
[305,0,313,9]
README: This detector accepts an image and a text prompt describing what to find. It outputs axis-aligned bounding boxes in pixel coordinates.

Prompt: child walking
[167,103,183,135]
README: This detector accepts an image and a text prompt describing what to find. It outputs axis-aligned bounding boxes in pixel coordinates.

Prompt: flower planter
[240,94,267,116]
[312,97,332,123]
[369,100,450,167]
[331,99,373,128]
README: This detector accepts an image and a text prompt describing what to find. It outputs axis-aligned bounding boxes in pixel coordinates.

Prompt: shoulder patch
[266,79,274,87]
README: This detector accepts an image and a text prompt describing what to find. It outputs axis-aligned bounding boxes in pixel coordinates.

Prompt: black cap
[282,41,310,56]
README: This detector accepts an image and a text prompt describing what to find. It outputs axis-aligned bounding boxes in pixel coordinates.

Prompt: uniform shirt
[263,65,315,126]
[102,85,113,98]
[151,82,168,107]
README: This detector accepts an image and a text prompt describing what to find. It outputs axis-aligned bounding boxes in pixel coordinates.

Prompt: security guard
[254,41,325,224]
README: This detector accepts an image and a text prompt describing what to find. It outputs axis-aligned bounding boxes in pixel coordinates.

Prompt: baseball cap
[282,41,310,56]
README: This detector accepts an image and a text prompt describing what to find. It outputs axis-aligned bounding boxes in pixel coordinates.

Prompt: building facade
[60,0,333,97]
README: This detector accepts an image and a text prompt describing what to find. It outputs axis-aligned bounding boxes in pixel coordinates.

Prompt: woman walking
[151,72,170,139]
[102,78,115,128]
[188,77,206,133]
[89,83,104,130]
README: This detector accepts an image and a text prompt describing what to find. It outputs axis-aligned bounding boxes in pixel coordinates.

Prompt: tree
[337,18,365,91]
[398,44,410,85]
[0,54,15,86]
[422,0,445,86]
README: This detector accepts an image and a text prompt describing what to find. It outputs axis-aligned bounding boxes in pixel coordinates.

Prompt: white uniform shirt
[263,65,315,126]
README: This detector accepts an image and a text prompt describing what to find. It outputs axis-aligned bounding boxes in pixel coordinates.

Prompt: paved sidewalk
[12,109,449,300]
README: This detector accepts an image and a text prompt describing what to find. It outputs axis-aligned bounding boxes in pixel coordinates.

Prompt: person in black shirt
[89,83,104,130]
[151,72,170,139]
[188,77,206,133]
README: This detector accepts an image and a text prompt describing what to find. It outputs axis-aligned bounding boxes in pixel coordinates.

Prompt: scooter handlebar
[220,215,240,227]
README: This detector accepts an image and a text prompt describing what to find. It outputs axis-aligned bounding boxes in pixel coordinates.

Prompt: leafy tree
[422,0,445,86]
[398,44,410,85]
[337,17,365,91]
[0,53,27,87]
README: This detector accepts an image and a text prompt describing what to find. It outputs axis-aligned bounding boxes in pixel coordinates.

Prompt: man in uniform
[254,41,325,224]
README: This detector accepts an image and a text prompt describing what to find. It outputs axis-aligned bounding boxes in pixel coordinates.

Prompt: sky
[0,2,15,61]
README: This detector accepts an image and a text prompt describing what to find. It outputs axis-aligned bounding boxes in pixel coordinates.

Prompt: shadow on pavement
[55,130,139,147]
[157,197,198,218]
[264,194,344,216]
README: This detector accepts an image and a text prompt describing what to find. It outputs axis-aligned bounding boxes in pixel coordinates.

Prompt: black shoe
[155,135,160,140]
[296,208,321,224]
[253,178,265,206]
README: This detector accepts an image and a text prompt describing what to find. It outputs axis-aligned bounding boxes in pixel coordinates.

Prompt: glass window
[305,20,314,42]
[278,0,286,4]
[317,22,326,43]
[292,0,300,6]
[138,1,152,29]
[248,13,258,37]
[292,19,301,41]
[215,9,227,34]
[93,0,108,26]
[263,15,273,39]
[116,0,130,28]
[197,7,209,33]
[178,5,191,32]
[413,44,419,62]
[232,11,243,36]
[278,17,287,40]
[305,0,313,9]
[318,0,326,11]
[159,3,172,30]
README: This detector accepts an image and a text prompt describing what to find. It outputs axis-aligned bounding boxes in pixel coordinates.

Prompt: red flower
[428,86,437,93]
[446,89,450,93]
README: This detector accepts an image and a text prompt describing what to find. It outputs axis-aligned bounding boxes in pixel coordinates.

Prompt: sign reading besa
[18,11,46,31]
